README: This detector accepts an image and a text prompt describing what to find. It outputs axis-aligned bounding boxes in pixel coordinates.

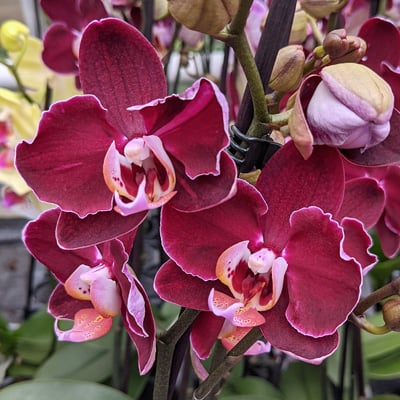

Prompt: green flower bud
[168,0,239,35]
[289,5,308,44]
[0,20,30,52]
[269,45,305,92]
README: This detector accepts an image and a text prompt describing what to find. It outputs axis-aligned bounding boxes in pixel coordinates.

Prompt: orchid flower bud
[300,0,342,19]
[306,63,394,151]
[168,0,239,35]
[323,29,366,64]
[269,45,305,92]
[0,20,29,52]
[383,298,400,332]
[289,4,308,44]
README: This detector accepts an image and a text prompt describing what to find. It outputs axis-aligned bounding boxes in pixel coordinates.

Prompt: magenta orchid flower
[23,207,155,375]
[337,157,400,259]
[16,18,236,249]
[155,142,376,363]
[40,0,108,76]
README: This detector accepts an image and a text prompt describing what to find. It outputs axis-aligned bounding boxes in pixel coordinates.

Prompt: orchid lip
[103,135,176,216]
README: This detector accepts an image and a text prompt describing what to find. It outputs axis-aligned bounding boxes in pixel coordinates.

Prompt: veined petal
[160,180,267,280]
[79,18,167,137]
[138,78,230,179]
[257,141,344,253]
[54,308,113,342]
[23,208,101,281]
[15,95,121,217]
[284,207,362,338]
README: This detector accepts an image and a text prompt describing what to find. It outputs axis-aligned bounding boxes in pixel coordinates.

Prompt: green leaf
[220,376,283,399]
[14,309,54,364]
[0,379,132,400]
[35,340,113,382]
[280,362,325,400]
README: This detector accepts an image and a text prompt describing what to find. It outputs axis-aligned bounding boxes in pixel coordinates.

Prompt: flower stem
[192,327,263,400]
[350,314,391,335]
[353,277,400,316]
[153,308,200,400]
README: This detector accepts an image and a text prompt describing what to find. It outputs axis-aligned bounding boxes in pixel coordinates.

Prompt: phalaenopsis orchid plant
[2,0,400,399]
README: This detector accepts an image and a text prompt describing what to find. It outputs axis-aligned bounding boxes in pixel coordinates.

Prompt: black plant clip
[228,125,282,173]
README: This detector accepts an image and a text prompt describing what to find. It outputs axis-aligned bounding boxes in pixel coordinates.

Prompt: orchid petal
[337,176,385,229]
[169,151,237,212]
[160,180,267,280]
[79,18,167,137]
[341,217,377,274]
[90,276,122,317]
[219,323,270,355]
[23,208,101,282]
[64,264,91,300]
[376,214,400,258]
[16,95,121,217]
[257,141,344,252]
[139,79,230,179]
[154,260,217,310]
[54,308,113,342]
[48,284,90,320]
[284,207,362,337]
[261,291,339,363]
[56,208,147,249]
[191,312,224,360]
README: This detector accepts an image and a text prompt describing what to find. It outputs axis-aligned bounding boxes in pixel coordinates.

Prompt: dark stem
[192,327,263,400]
[353,276,400,315]
[236,0,297,134]
[153,308,200,400]
[142,0,154,42]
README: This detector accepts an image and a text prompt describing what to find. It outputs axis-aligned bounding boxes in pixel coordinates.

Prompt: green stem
[1,60,34,103]
[228,0,253,35]
[350,314,391,335]
[192,327,263,400]
[224,31,269,137]
[153,308,200,400]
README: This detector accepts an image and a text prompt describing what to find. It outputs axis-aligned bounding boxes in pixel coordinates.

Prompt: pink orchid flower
[155,142,376,363]
[16,18,236,249]
[23,207,156,375]
[40,0,108,76]
[337,157,400,259]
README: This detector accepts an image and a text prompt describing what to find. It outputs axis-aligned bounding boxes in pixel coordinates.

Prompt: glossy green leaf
[280,362,324,400]
[14,309,54,364]
[220,376,283,399]
[35,340,113,382]
[0,379,132,400]
[367,350,400,379]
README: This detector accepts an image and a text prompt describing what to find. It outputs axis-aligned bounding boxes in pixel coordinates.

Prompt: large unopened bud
[300,0,342,19]
[269,45,305,92]
[306,63,394,151]
[0,20,29,52]
[289,4,308,44]
[383,298,400,332]
[168,0,239,35]
[323,29,366,63]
